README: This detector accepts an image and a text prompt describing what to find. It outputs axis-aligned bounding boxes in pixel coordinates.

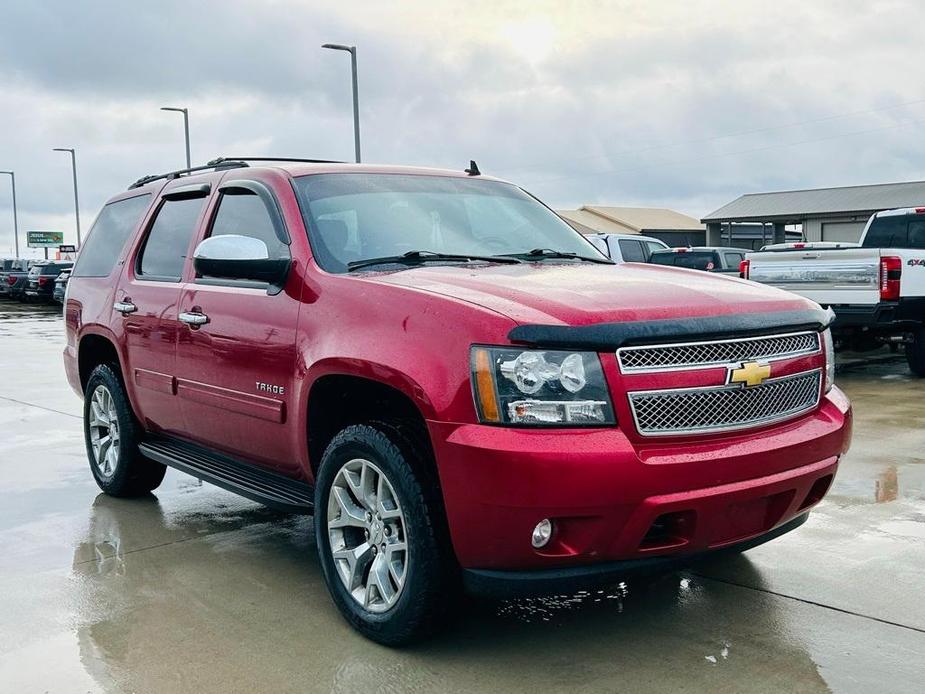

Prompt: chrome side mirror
[193,234,290,291]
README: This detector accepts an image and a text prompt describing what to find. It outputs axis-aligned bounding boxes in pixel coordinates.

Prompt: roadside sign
[59,244,77,253]
[27,231,64,248]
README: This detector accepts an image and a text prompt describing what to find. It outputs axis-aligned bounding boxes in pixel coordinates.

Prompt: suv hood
[365,262,815,326]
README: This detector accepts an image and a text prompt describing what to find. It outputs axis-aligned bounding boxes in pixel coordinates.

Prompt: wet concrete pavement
[0,301,923,693]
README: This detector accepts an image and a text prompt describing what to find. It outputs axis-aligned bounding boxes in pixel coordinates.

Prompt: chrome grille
[618,331,820,372]
[629,370,822,436]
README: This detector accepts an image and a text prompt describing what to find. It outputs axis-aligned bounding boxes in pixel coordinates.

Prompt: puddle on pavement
[496,583,630,624]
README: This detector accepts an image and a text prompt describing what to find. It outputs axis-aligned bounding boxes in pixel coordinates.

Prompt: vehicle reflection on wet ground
[1,301,923,693]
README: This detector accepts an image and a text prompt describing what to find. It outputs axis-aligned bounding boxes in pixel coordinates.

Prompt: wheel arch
[76,328,146,426]
[77,329,124,392]
[303,362,436,477]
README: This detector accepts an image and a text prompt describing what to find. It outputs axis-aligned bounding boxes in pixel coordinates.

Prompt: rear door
[117,180,213,434]
[173,173,301,474]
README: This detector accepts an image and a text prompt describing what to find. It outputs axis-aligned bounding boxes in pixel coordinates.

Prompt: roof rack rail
[208,156,346,165]
[128,159,249,190]
[128,156,347,190]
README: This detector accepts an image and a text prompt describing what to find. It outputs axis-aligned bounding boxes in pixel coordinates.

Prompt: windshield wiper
[497,248,614,264]
[347,250,523,272]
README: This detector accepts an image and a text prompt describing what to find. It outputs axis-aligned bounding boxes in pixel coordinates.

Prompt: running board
[139,436,313,514]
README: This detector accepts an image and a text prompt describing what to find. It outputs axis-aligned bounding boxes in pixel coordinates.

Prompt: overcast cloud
[2,0,925,254]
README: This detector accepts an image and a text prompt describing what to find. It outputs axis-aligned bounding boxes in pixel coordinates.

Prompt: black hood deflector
[508,307,834,351]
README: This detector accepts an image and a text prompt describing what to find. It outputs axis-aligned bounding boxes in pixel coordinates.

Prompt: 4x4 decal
[908,258,925,267]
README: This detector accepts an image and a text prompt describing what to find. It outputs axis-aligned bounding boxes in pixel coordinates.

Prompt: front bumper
[463,512,809,598]
[428,387,851,579]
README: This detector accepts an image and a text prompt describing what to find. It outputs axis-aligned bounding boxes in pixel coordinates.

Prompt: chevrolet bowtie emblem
[728,361,771,387]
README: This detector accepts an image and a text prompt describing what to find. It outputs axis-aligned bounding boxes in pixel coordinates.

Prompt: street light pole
[161,106,191,169]
[322,43,361,163]
[52,148,82,248]
[0,171,19,258]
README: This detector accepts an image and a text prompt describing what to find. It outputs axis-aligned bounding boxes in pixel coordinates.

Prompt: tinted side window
[724,252,745,266]
[907,220,925,249]
[648,253,674,265]
[863,216,907,248]
[72,194,151,278]
[643,240,665,257]
[618,238,645,262]
[139,197,207,280]
[207,192,288,260]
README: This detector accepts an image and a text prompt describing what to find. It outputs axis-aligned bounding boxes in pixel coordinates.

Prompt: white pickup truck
[742,207,925,376]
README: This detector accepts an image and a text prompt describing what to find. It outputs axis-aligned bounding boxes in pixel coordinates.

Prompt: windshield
[294,173,606,273]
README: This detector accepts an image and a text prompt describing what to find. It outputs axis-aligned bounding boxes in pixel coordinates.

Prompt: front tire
[906,328,925,377]
[84,364,166,496]
[314,423,454,646]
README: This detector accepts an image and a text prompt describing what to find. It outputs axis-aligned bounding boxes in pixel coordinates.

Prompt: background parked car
[23,261,73,302]
[0,260,33,300]
[53,269,72,304]
[584,233,669,262]
[648,246,747,274]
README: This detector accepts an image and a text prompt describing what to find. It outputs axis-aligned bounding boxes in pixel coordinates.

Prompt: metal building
[702,179,925,248]
[557,206,706,246]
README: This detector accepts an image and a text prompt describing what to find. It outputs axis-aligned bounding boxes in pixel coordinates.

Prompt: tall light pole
[161,106,191,169]
[322,43,361,163]
[52,148,81,248]
[0,170,19,258]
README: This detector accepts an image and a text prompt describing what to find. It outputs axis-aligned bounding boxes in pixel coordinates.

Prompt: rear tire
[84,364,166,496]
[906,328,925,377]
[314,423,454,646]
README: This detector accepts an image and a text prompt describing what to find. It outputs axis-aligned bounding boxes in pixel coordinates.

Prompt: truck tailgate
[747,247,881,305]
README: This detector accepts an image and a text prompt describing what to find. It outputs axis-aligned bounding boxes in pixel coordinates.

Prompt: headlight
[822,328,835,393]
[471,347,616,426]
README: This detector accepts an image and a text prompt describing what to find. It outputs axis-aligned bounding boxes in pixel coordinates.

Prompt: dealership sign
[27,231,65,248]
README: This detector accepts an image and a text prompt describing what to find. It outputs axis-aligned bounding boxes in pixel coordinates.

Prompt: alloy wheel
[88,385,120,479]
[327,458,408,613]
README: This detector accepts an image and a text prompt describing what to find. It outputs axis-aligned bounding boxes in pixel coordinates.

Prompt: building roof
[557,208,636,234]
[702,179,925,223]
[557,206,705,235]
[559,216,601,235]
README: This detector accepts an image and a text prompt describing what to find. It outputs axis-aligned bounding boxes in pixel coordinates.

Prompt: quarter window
[72,194,151,278]
[138,197,207,280]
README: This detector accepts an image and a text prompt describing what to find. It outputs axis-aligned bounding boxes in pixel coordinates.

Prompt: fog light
[531,519,553,548]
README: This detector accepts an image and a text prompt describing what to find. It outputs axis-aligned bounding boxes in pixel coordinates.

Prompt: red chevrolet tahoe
[64,158,852,645]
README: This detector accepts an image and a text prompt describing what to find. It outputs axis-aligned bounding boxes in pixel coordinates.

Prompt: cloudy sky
[2,0,925,255]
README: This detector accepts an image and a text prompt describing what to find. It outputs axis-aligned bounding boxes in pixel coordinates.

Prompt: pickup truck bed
[744,210,925,375]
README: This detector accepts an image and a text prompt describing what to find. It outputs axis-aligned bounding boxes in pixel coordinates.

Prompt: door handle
[179,311,209,326]
[113,301,137,314]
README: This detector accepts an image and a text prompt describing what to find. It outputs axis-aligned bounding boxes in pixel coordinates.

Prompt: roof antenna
[465,160,481,176]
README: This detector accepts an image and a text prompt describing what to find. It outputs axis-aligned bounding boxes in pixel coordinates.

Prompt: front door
[119,185,212,435]
[173,179,301,475]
